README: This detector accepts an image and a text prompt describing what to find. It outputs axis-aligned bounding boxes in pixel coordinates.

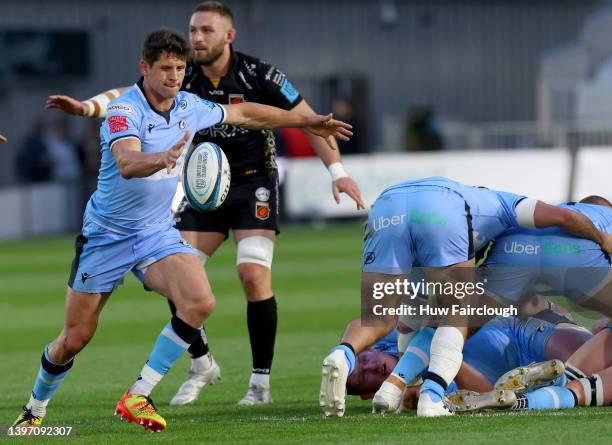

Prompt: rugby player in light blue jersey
[10,28,353,433]
[481,197,612,311]
[342,315,590,411]
[320,177,612,418]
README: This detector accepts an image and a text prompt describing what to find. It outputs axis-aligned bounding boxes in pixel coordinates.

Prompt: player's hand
[162,132,190,174]
[333,177,365,210]
[305,114,353,150]
[0,134,6,143]
[46,95,88,116]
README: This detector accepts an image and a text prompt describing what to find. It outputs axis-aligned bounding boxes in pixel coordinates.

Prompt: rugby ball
[182,142,231,212]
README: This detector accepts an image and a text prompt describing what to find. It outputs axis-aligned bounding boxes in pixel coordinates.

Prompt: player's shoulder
[106,85,145,117]
[234,50,282,78]
[177,90,220,111]
[234,50,267,69]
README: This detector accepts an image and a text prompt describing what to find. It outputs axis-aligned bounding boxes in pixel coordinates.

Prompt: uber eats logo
[372,210,447,231]
[503,241,581,255]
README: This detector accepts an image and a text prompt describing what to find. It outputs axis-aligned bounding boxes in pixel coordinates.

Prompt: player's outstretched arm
[522,200,612,253]
[290,100,365,210]
[46,87,130,117]
[113,132,189,179]
[224,102,353,144]
[0,134,6,143]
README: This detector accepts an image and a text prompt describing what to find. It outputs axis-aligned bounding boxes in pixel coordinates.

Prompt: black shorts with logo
[174,176,279,238]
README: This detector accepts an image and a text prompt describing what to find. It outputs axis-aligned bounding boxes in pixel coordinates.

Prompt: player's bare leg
[115,253,216,431]
[234,229,277,405]
[11,289,110,430]
[168,230,225,406]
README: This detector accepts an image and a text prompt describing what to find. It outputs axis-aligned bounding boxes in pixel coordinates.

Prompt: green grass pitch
[1,223,610,444]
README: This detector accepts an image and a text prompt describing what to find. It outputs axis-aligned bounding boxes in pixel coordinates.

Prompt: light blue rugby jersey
[85,80,225,233]
[485,202,612,267]
[382,177,526,251]
[560,202,612,234]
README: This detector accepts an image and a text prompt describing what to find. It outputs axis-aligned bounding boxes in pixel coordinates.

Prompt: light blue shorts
[463,317,556,385]
[362,187,474,274]
[68,218,196,293]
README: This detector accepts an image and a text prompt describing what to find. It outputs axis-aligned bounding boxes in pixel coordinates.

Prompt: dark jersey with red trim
[181,49,303,185]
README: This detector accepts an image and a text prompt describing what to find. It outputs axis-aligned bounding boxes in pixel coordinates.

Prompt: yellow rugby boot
[114,391,166,432]
[9,406,43,432]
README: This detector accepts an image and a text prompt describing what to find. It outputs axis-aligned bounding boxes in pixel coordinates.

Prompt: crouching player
[480,197,612,317]
[10,28,353,432]
[320,177,612,417]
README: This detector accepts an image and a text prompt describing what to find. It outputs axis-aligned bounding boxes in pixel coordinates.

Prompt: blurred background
[0,0,610,239]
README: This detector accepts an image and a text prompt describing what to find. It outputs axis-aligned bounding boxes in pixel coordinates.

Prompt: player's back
[381,176,524,250]
[485,202,611,268]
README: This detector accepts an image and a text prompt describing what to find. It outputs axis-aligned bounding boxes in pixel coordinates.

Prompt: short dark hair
[192,1,233,21]
[142,28,190,65]
[579,195,612,207]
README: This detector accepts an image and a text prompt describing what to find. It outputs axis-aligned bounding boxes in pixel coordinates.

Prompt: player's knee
[236,236,274,270]
[186,292,216,319]
[60,328,94,356]
[237,263,266,289]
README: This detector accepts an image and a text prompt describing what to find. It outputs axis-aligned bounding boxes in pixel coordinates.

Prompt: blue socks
[333,344,356,374]
[392,328,434,384]
[421,378,446,403]
[513,386,577,410]
[31,346,74,403]
[131,316,200,396]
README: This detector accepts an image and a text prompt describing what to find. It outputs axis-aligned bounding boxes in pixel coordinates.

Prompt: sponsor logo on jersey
[243,60,257,77]
[255,187,270,202]
[209,90,224,95]
[502,241,581,255]
[265,65,275,80]
[280,79,299,102]
[108,115,129,134]
[255,201,270,220]
[107,103,133,114]
[372,214,407,231]
[179,119,186,130]
[198,124,250,138]
[229,94,245,104]
[147,123,155,133]
[272,70,286,86]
